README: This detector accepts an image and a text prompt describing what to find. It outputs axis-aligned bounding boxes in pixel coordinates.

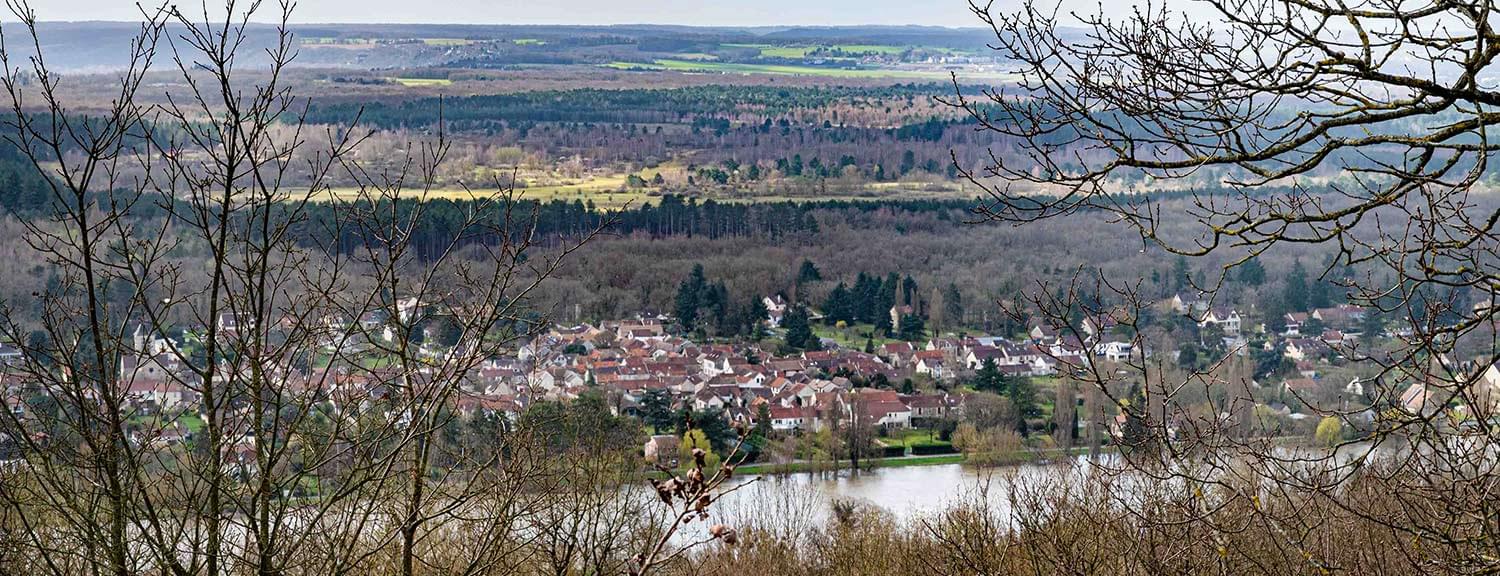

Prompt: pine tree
[1009,376,1038,420]
[796,259,822,284]
[823,282,853,324]
[783,304,819,351]
[674,264,708,333]
[640,389,675,434]
[973,358,1004,393]
[943,283,964,328]
[1173,256,1191,291]
[1239,257,1266,285]
[1285,260,1310,312]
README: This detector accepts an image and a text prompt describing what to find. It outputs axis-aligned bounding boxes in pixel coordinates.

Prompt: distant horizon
[28,0,985,28]
[26,0,1193,29]
[27,20,990,31]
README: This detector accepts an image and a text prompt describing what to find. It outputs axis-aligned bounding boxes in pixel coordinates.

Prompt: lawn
[885,427,951,448]
[812,322,906,351]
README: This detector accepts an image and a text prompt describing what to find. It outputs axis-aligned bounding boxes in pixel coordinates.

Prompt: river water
[708,459,1099,532]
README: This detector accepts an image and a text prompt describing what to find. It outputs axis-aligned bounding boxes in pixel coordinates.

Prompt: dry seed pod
[692,447,706,467]
[686,467,704,487]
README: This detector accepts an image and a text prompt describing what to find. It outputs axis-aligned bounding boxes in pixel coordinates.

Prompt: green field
[722,43,962,58]
[605,59,967,79]
[812,322,905,350]
[421,38,475,46]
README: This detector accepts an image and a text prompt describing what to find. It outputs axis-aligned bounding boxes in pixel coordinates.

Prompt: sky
[34,0,1167,27]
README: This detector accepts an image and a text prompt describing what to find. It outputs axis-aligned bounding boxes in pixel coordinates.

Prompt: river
[708,459,1099,532]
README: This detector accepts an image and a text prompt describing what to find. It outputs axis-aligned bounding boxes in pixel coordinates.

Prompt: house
[1281,378,1318,398]
[1197,308,1241,334]
[1170,293,1209,314]
[1284,338,1331,361]
[1081,315,1118,339]
[965,346,1007,370]
[881,342,916,368]
[913,350,953,380]
[767,405,818,432]
[643,435,680,467]
[901,393,963,420]
[1284,312,1309,336]
[1399,382,1439,417]
[763,295,788,328]
[1028,325,1059,342]
[216,311,253,336]
[0,344,20,366]
[1344,378,1368,398]
[1093,340,1134,362]
[849,389,912,428]
[1312,305,1365,329]
[395,296,423,323]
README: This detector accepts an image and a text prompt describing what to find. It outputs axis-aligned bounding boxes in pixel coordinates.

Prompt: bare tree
[0,2,611,575]
[949,0,1500,572]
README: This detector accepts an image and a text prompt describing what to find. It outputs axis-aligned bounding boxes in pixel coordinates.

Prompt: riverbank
[736,453,965,475]
[734,446,1113,476]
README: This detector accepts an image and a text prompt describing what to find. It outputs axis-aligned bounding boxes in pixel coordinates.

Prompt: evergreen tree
[796,259,822,284]
[1285,260,1310,312]
[897,314,926,341]
[1172,256,1191,291]
[822,282,853,324]
[1009,376,1039,420]
[753,403,772,440]
[782,304,819,351]
[973,358,1005,393]
[640,389,676,433]
[1359,306,1384,337]
[1308,275,1333,309]
[674,264,708,333]
[1239,257,1266,285]
[943,283,964,328]
[875,273,899,334]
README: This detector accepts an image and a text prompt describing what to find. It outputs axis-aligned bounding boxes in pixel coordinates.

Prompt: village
[5,276,1497,473]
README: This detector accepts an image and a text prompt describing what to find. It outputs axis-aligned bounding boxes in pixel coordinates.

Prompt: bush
[910,444,958,456]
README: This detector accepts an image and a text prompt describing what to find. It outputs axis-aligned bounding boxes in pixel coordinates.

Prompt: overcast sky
[35,0,1173,27]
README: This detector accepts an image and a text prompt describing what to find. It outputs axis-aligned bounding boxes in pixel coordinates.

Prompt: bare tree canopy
[948,0,1500,573]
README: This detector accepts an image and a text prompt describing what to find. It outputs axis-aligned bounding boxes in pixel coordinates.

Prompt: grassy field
[421,38,476,46]
[721,43,935,58]
[314,186,653,209]
[812,322,906,350]
[605,59,966,80]
[388,77,454,87]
